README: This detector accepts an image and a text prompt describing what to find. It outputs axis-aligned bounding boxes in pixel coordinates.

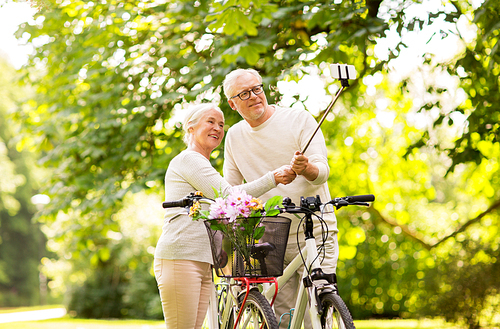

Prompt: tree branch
[369,198,500,250]
[431,198,500,248]
[369,206,433,250]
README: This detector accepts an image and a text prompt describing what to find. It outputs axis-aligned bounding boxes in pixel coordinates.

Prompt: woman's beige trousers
[154,258,212,329]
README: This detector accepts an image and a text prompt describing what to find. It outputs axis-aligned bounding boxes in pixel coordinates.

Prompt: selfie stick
[301,64,354,154]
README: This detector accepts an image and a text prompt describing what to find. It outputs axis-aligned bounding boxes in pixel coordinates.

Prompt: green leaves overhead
[206,0,277,36]
[15,0,390,221]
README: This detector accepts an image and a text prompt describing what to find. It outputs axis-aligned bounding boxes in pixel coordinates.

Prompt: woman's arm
[180,151,277,199]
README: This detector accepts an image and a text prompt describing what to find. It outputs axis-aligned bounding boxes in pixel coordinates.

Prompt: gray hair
[223,68,263,99]
[182,103,224,145]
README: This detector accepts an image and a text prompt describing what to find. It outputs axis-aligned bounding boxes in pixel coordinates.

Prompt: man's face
[228,73,269,127]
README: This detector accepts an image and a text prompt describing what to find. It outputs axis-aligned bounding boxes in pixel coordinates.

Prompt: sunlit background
[1,0,499,327]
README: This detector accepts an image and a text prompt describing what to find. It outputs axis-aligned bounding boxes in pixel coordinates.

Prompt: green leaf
[253,226,265,240]
[264,195,283,215]
[247,216,259,227]
[209,222,226,231]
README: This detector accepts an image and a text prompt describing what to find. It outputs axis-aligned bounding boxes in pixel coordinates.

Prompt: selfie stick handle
[301,81,347,154]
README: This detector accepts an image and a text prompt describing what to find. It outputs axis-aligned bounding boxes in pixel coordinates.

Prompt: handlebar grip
[162,198,192,209]
[346,194,375,202]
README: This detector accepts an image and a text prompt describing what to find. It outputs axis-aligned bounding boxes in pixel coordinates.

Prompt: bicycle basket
[205,216,291,278]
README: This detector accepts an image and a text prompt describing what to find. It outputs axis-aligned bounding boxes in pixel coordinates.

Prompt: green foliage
[0,57,47,306]
[405,0,500,173]
[68,257,126,319]
[41,191,163,319]
[67,242,161,320]
[423,240,500,329]
[326,72,500,327]
[263,195,283,216]
[335,190,433,318]
[13,0,388,226]
[11,0,500,326]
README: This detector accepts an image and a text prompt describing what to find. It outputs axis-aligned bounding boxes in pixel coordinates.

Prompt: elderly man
[222,68,339,329]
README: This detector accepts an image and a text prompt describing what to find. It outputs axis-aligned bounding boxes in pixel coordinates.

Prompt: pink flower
[209,197,228,219]
[225,206,239,222]
[226,189,253,218]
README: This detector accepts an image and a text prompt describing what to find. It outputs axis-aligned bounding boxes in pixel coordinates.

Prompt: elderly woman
[154,103,296,329]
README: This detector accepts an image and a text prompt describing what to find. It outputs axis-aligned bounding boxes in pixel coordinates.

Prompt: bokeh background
[0,0,499,328]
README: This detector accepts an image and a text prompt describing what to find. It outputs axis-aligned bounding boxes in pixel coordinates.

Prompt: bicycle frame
[207,276,279,329]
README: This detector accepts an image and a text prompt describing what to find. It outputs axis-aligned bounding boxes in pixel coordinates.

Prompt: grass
[355,318,460,328]
[0,318,165,329]
[0,317,461,329]
[0,305,65,314]
[0,306,164,329]
[0,305,463,329]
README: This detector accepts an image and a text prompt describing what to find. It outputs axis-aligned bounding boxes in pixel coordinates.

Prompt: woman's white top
[154,150,277,264]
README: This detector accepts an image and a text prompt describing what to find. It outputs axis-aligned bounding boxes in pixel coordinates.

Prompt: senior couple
[154,68,338,329]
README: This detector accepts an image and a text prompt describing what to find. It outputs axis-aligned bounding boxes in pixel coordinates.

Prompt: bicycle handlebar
[162,192,209,209]
[343,194,375,203]
[162,198,193,209]
[162,193,375,212]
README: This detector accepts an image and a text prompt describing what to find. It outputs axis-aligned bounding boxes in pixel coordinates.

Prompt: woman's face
[190,108,225,154]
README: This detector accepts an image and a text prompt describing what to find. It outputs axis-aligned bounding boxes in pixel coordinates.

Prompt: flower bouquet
[190,189,290,277]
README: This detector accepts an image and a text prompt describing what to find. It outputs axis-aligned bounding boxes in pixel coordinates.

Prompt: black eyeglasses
[230,84,264,101]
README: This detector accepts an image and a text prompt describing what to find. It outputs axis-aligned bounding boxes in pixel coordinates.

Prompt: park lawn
[0,317,165,329]
[0,317,461,329]
[0,306,461,329]
[0,304,65,314]
[355,318,460,328]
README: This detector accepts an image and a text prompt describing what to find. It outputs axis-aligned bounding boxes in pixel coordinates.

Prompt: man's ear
[228,99,236,110]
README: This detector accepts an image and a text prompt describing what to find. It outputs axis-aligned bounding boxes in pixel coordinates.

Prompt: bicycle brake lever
[334,200,349,210]
[350,202,369,207]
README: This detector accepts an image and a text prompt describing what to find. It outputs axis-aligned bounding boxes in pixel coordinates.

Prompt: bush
[67,243,162,320]
[421,240,500,329]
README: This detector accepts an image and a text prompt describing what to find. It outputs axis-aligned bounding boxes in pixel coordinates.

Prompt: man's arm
[291,111,329,184]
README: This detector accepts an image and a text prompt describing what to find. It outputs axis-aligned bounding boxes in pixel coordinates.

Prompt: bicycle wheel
[319,292,356,329]
[236,289,278,329]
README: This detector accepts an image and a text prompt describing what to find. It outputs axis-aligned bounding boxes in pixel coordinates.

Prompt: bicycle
[162,193,288,329]
[162,192,374,329]
[261,193,374,329]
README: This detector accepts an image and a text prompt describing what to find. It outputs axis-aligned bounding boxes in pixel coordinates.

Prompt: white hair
[223,68,263,99]
[182,103,224,145]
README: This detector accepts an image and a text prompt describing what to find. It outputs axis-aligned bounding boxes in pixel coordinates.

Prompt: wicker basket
[205,216,291,278]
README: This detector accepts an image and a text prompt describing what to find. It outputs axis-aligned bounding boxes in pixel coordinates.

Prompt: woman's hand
[273,165,297,185]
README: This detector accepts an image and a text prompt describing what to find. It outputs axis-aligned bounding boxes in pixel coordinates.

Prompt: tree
[13,0,389,221]
[0,56,47,306]
[12,0,500,326]
[408,0,500,173]
[322,74,500,325]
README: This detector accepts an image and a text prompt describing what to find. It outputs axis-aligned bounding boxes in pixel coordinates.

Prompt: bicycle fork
[290,236,340,329]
